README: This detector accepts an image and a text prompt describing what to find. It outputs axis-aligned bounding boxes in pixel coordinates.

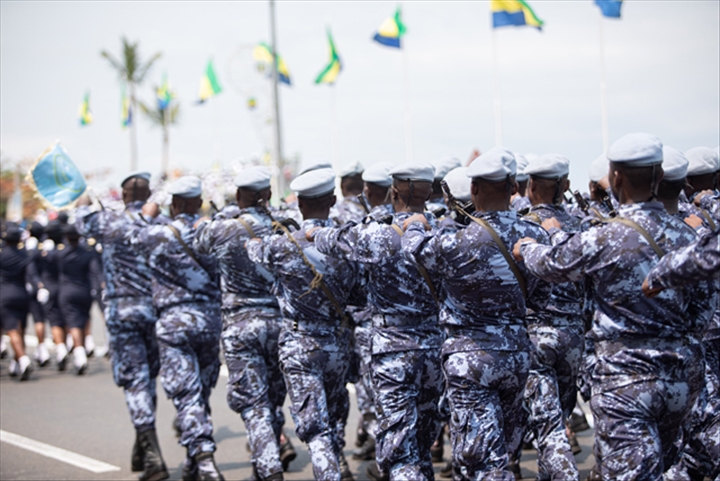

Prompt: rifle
[440,181,473,224]
[357,193,371,214]
[601,195,617,218]
[572,190,590,215]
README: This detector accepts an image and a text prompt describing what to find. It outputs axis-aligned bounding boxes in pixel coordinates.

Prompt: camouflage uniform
[315,212,443,480]
[522,203,583,480]
[76,202,160,432]
[194,206,286,479]
[646,227,720,480]
[247,218,357,481]
[129,213,222,458]
[519,202,708,480]
[331,196,367,226]
[403,209,551,481]
[510,195,531,212]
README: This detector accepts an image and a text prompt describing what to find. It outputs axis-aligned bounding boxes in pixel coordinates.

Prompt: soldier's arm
[74,205,102,240]
[643,228,720,295]
[516,228,590,284]
[401,219,443,273]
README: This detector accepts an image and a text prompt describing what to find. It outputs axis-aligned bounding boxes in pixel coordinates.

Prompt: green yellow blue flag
[373,6,407,48]
[198,60,222,103]
[79,91,92,126]
[29,142,87,208]
[315,29,342,85]
[253,43,292,85]
[595,0,622,18]
[121,84,132,128]
[491,0,544,30]
[157,73,174,110]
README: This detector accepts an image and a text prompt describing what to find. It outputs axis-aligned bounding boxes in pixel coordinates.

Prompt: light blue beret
[661,146,689,182]
[338,161,364,178]
[388,162,435,183]
[168,176,202,198]
[607,133,663,166]
[443,167,471,202]
[466,147,516,181]
[298,160,333,176]
[685,147,720,176]
[524,154,570,179]
[290,168,336,198]
[589,154,608,182]
[514,154,529,182]
[362,162,394,187]
[432,156,462,180]
[234,166,271,190]
[121,170,151,187]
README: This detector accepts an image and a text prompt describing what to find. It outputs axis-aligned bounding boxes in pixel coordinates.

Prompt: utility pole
[269,0,283,201]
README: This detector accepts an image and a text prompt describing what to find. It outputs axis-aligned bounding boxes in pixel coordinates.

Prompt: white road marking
[0,430,120,473]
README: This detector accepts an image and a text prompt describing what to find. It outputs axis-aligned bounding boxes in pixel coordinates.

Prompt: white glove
[37,288,50,305]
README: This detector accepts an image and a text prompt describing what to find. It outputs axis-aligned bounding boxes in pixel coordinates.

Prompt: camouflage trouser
[354,320,377,437]
[157,307,221,457]
[105,298,159,432]
[591,342,704,481]
[279,323,350,481]
[668,341,720,480]
[222,307,286,479]
[525,324,582,480]
[444,348,530,481]
[372,348,443,480]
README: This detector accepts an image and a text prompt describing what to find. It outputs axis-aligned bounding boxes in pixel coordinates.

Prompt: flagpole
[330,85,340,167]
[598,13,610,153]
[269,0,283,204]
[402,37,413,162]
[491,29,503,146]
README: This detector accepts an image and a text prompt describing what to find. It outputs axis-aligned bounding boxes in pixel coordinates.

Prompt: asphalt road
[1,307,596,481]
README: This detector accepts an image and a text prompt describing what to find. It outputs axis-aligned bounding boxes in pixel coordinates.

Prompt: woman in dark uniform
[0,223,34,380]
[57,224,99,375]
[38,220,69,369]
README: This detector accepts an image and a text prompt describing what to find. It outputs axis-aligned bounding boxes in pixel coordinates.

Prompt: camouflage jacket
[520,202,709,343]
[128,213,220,312]
[331,196,367,226]
[75,202,153,300]
[247,218,358,325]
[194,206,277,309]
[403,209,552,352]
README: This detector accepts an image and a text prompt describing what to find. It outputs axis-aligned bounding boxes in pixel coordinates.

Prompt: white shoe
[56,343,69,371]
[0,335,8,359]
[84,335,95,357]
[74,346,88,375]
[35,343,50,367]
[18,355,32,381]
[8,359,19,377]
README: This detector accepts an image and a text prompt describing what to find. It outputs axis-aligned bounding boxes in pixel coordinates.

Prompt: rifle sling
[607,217,664,258]
[466,214,528,301]
[166,224,209,272]
[275,222,350,329]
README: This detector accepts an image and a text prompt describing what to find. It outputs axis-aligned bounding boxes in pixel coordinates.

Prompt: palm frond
[135,52,162,84]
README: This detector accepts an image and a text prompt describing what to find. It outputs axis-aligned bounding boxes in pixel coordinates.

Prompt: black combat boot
[137,429,169,481]
[278,431,297,471]
[131,434,144,472]
[194,452,225,481]
[182,454,198,481]
[338,452,353,481]
[352,436,376,460]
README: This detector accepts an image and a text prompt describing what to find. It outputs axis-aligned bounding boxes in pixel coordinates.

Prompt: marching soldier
[194,166,294,481]
[310,162,444,481]
[514,133,707,480]
[247,168,358,481]
[402,148,552,480]
[130,176,224,481]
[75,172,167,479]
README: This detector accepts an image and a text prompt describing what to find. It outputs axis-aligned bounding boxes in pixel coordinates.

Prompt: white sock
[74,346,87,368]
[37,343,50,363]
[56,342,68,362]
[18,355,31,373]
[84,335,95,354]
[9,359,18,375]
[66,333,74,351]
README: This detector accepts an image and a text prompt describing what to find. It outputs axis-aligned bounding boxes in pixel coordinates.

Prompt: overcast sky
[1,1,718,194]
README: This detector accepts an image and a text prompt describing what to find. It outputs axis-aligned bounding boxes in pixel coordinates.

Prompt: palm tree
[101,37,161,170]
[138,99,180,178]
